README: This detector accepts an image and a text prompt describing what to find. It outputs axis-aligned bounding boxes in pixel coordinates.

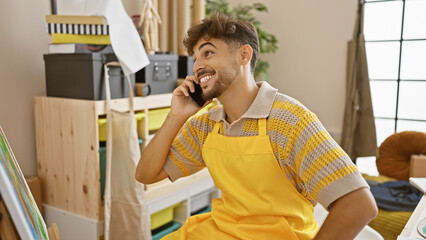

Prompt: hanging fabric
[103,62,151,240]
[341,2,377,161]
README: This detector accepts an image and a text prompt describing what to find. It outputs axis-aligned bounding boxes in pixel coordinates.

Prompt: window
[363,0,426,145]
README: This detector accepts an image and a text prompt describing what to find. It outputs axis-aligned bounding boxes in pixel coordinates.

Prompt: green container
[99,138,143,199]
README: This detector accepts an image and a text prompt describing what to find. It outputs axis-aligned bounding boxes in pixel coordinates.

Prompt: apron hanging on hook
[103,61,151,240]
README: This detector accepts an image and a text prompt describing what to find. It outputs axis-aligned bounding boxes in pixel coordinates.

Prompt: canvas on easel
[0,126,49,239]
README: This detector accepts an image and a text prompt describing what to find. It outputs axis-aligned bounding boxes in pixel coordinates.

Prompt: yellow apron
[163,119,318,240]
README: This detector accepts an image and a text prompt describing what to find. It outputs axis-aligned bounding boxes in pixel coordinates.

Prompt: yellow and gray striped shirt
[163,81,368,209]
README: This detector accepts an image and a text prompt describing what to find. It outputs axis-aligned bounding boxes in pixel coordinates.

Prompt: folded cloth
[370,180,423,211]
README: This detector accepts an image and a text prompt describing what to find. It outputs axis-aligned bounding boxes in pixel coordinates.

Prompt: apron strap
[104,61,135,112]
[212,121,222,134]
[258,118,267,136]
[212,119,267,136]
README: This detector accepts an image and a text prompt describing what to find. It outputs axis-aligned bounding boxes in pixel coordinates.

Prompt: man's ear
[239,44,253,66]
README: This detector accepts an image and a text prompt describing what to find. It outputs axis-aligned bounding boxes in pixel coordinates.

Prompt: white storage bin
[190,190,211,213]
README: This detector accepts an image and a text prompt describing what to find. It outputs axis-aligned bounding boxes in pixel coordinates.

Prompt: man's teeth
[200,75,212,83]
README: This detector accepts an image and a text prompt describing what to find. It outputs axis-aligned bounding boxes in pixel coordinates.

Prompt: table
[400,195,426,238]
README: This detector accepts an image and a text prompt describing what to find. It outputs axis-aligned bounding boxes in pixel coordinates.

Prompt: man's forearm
[314,188,378,240]
[135,112,188,184]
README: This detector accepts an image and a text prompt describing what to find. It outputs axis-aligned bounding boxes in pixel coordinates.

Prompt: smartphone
[189,82,206,107]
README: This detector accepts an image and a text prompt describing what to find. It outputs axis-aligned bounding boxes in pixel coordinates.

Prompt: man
[136,13,377,240]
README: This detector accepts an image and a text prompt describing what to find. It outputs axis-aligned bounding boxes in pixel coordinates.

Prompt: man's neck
[218,75,259,124]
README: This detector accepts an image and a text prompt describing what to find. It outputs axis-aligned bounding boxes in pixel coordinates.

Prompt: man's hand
[314,188,378,240]
[135,75,210,184]
[171,75,211,121]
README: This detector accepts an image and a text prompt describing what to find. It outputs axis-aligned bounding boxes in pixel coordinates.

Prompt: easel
[0,126,60,240]
[0,196,61,240]
[47,222,61,240]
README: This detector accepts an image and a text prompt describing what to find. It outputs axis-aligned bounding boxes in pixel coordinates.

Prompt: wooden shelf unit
[34,94,218,240]
[34,94,172,220]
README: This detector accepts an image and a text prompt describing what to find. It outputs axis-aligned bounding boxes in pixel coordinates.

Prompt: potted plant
[206,0,278,81]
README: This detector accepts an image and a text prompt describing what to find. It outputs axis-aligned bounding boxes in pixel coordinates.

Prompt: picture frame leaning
[0,126,48,240]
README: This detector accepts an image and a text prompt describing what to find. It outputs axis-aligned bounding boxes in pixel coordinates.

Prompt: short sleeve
[163,113,214,181]
[291,112,369,208]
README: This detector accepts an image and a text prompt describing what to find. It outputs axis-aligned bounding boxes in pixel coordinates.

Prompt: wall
[0,1,50,176]
[0,0,141,177]
[0,0,357,176]
[229,0,358,139]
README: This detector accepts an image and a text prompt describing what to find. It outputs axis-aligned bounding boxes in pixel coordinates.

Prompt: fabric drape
[104,62,151,240]
[341,3,377,160]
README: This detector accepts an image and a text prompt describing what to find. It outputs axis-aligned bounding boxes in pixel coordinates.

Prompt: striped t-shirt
[163,81,368,208]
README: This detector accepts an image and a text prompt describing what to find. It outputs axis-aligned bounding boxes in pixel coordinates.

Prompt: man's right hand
[170,75,211,121]
[135,75,211,184]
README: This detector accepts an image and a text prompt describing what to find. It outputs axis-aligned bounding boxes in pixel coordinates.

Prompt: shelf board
[94,93,172,115]
[145,168,212,203]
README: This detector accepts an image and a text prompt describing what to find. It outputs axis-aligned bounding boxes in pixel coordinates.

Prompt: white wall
[0,1,51,176]
[0,0,357,176]
[229,0,357,139]
[0,0,140,177]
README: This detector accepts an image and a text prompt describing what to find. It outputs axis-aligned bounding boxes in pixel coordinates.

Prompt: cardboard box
[25,176,42,214]
[409,154,426,177]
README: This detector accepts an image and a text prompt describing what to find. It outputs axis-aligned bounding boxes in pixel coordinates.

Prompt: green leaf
[254,59,270,81]
[253,3,268,12]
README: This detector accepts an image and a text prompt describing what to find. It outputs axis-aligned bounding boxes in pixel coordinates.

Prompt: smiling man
[135,13,377,240]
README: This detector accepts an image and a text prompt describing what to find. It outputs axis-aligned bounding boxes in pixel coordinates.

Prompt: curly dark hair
[183,12,259,75]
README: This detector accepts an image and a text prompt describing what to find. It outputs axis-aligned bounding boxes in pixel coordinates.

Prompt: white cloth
[57,0,150,76]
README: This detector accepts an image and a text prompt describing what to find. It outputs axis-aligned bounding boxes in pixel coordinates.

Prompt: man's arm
[135,76,208,184]
[314,188,378,240]
[135,113,187,184]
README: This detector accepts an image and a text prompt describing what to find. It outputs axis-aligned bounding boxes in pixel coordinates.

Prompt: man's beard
[202,59,240,100]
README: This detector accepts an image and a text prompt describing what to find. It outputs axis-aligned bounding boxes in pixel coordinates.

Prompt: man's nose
[193,59,204,77]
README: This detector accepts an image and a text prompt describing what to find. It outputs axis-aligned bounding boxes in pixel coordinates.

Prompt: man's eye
[205,51,212,57]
